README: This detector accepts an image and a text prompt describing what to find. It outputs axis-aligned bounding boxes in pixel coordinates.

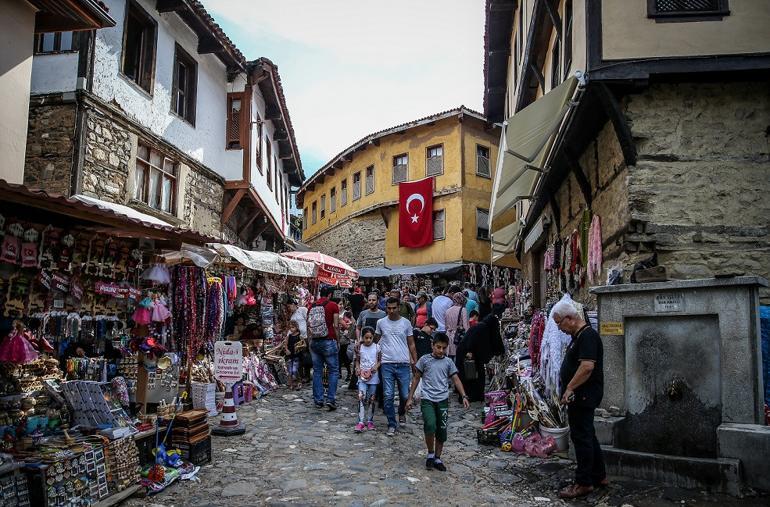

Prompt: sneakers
[366,421,375,431]
[314,402,324,409]
[398,414,407,424]
[386,426,396,437]
[425,457,435,470]
[354,422,365,433]
[326,402,337,411]
[433,459,447,472]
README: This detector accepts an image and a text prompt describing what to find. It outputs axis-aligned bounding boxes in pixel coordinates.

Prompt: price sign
[214,341,243,384]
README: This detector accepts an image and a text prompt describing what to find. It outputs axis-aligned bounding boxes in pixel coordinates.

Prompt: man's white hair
[551,300,579,320]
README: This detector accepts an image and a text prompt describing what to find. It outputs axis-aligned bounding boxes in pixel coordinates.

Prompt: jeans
[357,380,377,423]
[568,404,606,486]
[311,339,339,405]
[381,363,411,429]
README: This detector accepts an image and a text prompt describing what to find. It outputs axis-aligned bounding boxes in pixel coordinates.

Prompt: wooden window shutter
[226,92,244,149]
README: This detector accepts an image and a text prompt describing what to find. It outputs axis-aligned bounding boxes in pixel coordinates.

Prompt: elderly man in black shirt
[552,300,607,499]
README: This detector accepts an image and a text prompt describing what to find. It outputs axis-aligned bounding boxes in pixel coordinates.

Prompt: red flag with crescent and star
[398,177,433,248]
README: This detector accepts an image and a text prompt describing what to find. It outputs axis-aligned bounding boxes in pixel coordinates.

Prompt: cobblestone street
[125,386,767,507]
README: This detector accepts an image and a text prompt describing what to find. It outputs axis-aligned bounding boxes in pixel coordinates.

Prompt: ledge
[590,276,769,294]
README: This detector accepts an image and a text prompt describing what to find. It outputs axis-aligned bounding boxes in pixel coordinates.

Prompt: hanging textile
[528,311,546,371]
[539,293,575,396]
[587,215,603,284]
[580,209,592,267]
[205,277,225,342]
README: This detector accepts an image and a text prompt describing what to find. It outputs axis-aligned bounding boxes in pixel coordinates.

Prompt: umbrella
[282,251,359,287]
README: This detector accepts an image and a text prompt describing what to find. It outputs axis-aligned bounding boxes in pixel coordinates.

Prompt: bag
[294,338,307,353]
[464,357,478,380]
[307,301,329,339]
[453,309,466,346]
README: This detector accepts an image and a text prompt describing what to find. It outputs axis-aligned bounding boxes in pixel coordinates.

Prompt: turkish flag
[399,177,434,248]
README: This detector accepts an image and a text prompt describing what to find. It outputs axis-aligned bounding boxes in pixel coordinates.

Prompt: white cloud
[203,0,485,174]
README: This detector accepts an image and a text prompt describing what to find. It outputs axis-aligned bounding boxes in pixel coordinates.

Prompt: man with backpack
[308,286,341,410]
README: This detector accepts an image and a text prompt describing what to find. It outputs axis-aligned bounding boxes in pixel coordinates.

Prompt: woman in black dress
[455,314,504,402]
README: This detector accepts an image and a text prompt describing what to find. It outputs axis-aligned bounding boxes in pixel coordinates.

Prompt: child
[282,320,304,390]
[354,326,381,432]
[406,332,470,471]
[468,310,480,328]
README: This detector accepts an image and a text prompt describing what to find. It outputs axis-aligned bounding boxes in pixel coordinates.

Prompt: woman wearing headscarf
[477,286,492,320]
[444,292,469,361]
[455,314,505,402]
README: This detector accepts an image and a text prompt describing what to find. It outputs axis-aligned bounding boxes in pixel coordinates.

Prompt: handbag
[294,338,307,353]
[453,309,466,346]
[464,357,478,380]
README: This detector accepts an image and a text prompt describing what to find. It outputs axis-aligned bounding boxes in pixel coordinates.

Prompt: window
[365,165,375,195]
[564,0,573,79]
[226,93,243,149]
[312,201,317,224]
[255,114,263,171]
[392,154,408,184]
[275,165,280,201]
[172,45,197,124]
[476,145,491,178]
[426,145,443,176]
[303,208,308,230]
[341,179,348,206]
[476,208,490,240]
[279,175,285,210]
[330,187,337,213]
[518,4,524,60]
[550,39,560,89]
[121,1,156,93]
[134,143,177,214]
[35,32,79,54]
[266,142,272,189]
[352,172,361,200]
[433,210,445,241]
[320,194,326,219]
[647,0,729,19]
[513,37,519,88]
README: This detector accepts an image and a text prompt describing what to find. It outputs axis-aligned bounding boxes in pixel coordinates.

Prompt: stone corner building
[484,0,770,304]
[24,0,304,250]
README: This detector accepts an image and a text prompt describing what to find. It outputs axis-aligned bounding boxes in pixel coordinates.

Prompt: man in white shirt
[375,297,418,436]
[431,286,460,333]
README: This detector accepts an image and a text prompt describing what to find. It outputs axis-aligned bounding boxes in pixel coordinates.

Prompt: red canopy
[282,251,359,287]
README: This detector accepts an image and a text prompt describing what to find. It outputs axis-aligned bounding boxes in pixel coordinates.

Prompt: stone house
[296,107,518,274]
[484,0,770,305]
[24,0,304,249]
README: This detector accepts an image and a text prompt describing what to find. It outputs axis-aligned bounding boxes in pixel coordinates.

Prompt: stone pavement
[125,385,767,507]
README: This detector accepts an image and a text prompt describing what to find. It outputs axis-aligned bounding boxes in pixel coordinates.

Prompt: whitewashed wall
[31,53,78,94]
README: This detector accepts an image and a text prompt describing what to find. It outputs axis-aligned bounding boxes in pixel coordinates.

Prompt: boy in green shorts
[406,332,470,471]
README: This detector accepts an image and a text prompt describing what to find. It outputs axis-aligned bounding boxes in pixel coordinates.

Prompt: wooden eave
[31,0,116,33]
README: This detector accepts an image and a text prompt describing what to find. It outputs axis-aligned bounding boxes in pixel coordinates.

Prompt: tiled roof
[298,106,487,195]
[186,0,247,67]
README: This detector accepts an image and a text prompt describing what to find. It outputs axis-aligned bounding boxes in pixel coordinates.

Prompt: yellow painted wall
[299,113,508,267]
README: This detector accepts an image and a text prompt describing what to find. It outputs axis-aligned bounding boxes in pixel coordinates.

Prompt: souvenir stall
[0,183,219,504]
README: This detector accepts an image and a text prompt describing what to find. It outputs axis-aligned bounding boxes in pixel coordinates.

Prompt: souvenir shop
[477,213,603,458]
[356,262,519,295]
[0,186,319,505]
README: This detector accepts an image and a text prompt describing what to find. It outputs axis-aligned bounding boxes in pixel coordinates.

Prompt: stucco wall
[24,102,77,194]
[0,0,35,184]
[31,53,78,94]
[602,1,770,60]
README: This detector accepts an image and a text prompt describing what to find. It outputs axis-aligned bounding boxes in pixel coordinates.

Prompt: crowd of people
[281,281,508,471]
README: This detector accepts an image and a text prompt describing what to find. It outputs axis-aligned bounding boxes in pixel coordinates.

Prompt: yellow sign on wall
[600,321,624,336]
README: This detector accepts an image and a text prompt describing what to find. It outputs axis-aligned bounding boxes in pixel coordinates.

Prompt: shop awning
[357,262,466,278]
[282,251,359,286]
[210,244,316,278]
[489,77,579,261]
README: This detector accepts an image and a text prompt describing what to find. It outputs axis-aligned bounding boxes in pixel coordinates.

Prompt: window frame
[476,208,490,240]
[225,92,244,149]
[320,194,326,219]
[426,144,444,177]
[563,0,573,80]
[266,141,273,190]
[330,186,337,213]
[303,208,308,230]
[550,37,561,89]
[171,44,197,125]
[255,115,263,172]
[35,32,80,54]
[133,142,178,215]
[647,0,730,20]
[392,154,408,185]
[365,165,375,195]
[352,171,362,201]
[340,178,348,206]
[311,201,317,225]
[476,144,491,178]
[120,0,157,95]
[432,209,446,241]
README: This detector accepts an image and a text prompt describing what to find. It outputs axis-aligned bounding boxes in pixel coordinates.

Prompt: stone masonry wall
[24,103,76,194]
[624,81,770,302]
[306,212,386,268]
[182,166,226,240]
[81,107,133,202]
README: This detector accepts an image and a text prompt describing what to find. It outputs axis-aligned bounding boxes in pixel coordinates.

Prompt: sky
[203,0,486,181]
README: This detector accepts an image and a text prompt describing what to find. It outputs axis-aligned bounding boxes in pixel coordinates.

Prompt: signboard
[214,341,243,383]
[654,292,684,313]
[600,321,624,336]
